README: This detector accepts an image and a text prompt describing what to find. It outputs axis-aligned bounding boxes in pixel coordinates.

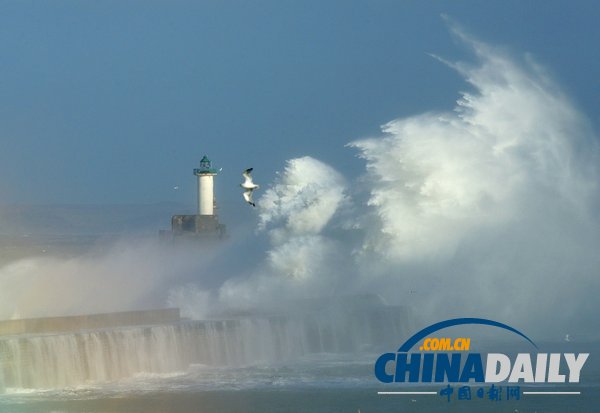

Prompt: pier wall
[0,308,180,336]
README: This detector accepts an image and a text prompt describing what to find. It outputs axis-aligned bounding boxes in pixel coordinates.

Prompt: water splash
[204,26,600,336]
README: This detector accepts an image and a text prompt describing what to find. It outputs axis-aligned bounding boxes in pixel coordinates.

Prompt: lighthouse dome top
[194,155,218,175]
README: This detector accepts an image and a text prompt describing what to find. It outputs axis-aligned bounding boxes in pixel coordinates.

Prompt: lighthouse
[160,155,226,241]
[194,155,218,216]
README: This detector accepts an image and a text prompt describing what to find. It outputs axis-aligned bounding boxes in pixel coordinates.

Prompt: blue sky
[0,0,598,208]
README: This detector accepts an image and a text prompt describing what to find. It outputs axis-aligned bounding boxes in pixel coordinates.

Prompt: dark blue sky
[0,0,598,210]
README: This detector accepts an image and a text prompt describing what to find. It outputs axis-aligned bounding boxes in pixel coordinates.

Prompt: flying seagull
[240,168,260,207]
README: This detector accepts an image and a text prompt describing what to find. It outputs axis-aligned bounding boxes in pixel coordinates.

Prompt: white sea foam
[199,24,600,335]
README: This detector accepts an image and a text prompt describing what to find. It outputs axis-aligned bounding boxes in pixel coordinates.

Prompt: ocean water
[1,347,598,413]
[0,303,597,413]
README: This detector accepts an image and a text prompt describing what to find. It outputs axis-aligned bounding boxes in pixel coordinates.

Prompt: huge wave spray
[177,24,600,337]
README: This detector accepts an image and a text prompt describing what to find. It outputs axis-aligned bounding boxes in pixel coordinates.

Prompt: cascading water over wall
[0,297,411,391]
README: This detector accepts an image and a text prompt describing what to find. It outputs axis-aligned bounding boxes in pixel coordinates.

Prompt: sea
[1,342,598,413]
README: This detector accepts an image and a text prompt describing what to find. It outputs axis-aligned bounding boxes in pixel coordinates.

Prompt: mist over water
[0,239,227,319]
[1,26,599,345]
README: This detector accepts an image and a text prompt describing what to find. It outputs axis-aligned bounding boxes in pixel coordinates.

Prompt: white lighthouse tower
[194,155,218,216]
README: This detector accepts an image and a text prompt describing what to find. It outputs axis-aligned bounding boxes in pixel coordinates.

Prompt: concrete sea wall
[0,308,180,336]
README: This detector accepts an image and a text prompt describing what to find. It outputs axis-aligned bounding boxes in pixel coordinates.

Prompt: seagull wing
[243,189,255,206]
[242,168,254,186]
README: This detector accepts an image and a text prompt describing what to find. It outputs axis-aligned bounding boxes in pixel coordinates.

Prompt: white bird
[240,168,259,207]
